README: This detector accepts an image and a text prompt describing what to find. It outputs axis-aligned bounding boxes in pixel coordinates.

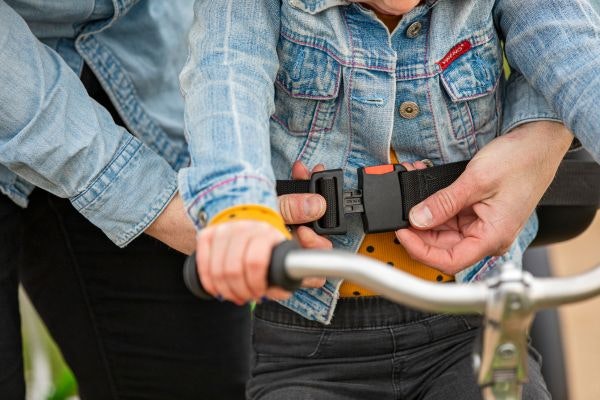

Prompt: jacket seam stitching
[187,175,274,212]
[71,136,137,207]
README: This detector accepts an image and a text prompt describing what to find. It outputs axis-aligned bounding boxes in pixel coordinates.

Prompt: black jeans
[248,297,550,400]
[0,190,250,399]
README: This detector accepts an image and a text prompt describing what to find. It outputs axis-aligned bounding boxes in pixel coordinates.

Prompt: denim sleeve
[495,0,600,161]
[0,2,178,247]
[178,0,281,227]
[500,71,561,135]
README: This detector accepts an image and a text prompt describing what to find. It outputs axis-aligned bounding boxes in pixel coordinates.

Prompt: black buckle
[358,164,410,233]
[309,169,348,235]
[308,165,411,235]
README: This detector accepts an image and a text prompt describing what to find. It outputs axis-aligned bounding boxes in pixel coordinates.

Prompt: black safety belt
[276,159,600,236]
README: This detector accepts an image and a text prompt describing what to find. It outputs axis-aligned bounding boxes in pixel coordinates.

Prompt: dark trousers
[248,297,550,400]
[0,190,250,399]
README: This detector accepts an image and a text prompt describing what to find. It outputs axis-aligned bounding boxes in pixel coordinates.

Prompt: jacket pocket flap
[276,36,342,100]
[439,36,502,103]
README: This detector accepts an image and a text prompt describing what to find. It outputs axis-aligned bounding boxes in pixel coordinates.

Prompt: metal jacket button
[399,101,420,119]
[406,21,422,38]
[198,211,208,227]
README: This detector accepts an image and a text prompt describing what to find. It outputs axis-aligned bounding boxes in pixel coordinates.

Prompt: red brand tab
[437,40,472,71]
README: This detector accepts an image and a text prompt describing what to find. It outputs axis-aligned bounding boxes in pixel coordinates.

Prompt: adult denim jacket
[0,0,193,246]
[180,0,600,324]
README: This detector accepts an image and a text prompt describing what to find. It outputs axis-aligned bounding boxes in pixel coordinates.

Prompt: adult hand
[396,121,574,274]
[145,164,329,255]
[279,161,330,250]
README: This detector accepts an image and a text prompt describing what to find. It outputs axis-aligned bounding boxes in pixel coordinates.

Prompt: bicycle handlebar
[529,266,600,309]
[183,240,600,314]
[183,242,488,313]
[281,249,489,313]
[183,241,600,400]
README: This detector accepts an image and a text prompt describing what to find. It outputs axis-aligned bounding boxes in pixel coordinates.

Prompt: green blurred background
[20,289,78,400]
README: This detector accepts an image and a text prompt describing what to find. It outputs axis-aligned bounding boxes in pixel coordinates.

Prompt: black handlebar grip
[183,253,213,300]
[268,240,302,291]
[182,240,302,299]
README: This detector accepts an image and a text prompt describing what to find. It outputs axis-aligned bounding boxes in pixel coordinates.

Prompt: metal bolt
[472,354,481,371]
[497,343,517,360]
[509,295,522,311]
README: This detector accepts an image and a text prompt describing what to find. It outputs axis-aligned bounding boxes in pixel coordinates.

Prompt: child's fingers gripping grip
[183,240,302,299]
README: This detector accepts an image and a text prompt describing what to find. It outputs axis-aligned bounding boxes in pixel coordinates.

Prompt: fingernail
[304,195,325,219]
[260,296,269,303]
[420,159,434,168]
[216,294,224,302]
[410,204,433,228]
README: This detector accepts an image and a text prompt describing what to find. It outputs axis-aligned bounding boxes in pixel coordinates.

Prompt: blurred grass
[20,289,78,400]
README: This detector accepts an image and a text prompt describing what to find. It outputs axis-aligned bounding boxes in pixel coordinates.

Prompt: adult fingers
[291,160,311,180]
[278,193,326,225]
[400,160,429,171]
[409,176,474,230]
[396,222,497,274]
[281,161,327,225]
[296,225,332,249]
[290,161,325,179]
[312,163,326,173]
[301,277,326,289]
[264,287,293,301]
[293,226,329,290]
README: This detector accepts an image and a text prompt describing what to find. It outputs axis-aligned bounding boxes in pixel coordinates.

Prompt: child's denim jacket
[180,0,600,324]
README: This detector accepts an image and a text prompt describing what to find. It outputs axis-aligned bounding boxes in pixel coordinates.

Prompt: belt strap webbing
[276,159,600,233]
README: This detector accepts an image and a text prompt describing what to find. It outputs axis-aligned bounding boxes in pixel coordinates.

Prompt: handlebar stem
[477,263,535,400]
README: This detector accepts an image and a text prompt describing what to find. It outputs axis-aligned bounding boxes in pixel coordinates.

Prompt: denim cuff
[178,168,279,229]
[0,168,35,208]
[501,73,561,134]
[71,135,178,247]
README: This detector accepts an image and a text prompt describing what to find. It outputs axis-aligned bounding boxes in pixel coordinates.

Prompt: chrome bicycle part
[279,248,600,400]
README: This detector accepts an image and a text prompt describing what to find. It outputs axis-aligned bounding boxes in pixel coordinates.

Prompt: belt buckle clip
[309,169,347,235]
[358,164,410,233]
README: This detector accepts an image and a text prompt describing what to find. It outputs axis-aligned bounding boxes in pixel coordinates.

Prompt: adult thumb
[278,193,326,225]
[408,178,472,229]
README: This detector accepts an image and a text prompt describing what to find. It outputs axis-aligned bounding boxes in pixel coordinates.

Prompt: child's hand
[196,161,330,305]
[196,220,291,305]
[196,220,329,305]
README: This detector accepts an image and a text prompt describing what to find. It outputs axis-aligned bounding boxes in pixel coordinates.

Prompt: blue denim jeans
[248,297,550,399]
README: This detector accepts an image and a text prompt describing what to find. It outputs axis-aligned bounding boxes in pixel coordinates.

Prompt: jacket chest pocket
[271,36,342,136]
[438,33,502,142]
